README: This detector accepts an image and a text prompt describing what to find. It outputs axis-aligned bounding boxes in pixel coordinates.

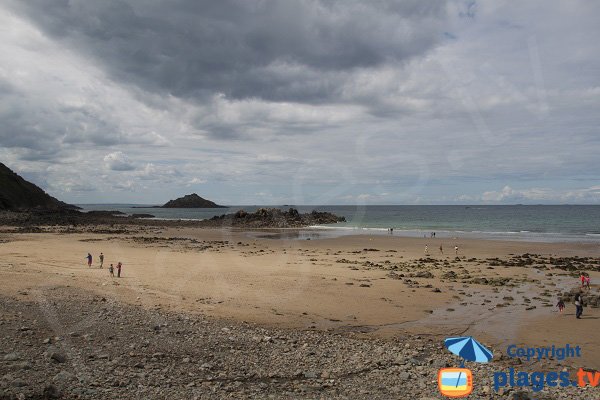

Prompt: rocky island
[161,193,226,208]
[206,207,346,228]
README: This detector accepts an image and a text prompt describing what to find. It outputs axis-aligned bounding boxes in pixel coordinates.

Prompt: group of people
[580,272,591,290]
[555,273,593,319]
[424,244,459,255]
[557,292,585,319]
[85,252,123,278]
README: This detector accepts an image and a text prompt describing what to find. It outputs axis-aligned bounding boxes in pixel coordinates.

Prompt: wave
[306,225,600,243]
[141,217,206,221]
[308,225,388,231]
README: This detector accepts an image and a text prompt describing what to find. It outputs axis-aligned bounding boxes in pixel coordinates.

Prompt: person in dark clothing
[556,298,565,313]
[574,293,583,319]
[86,253,92,267]
[116,262,122,278]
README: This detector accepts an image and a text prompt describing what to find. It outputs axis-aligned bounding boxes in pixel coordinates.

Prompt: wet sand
[1,226,598,370]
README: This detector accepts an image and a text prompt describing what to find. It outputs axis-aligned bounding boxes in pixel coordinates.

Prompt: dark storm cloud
[2,0,599,204]
[0,78,128,160]
[5,0,448,103]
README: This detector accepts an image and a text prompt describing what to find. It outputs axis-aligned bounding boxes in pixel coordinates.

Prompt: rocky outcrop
[161,193,225,208]
[207,207,345,228]
[0,162,78,211]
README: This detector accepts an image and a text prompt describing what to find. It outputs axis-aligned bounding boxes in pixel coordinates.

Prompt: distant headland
[0,162,78,211]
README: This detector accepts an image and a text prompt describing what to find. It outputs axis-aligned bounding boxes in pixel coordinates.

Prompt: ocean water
[76,204,600,243]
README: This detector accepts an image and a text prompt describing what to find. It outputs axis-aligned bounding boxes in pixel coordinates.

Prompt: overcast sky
[1,1,599,205]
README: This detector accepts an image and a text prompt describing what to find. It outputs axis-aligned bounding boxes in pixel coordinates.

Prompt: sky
[1,0,599,205]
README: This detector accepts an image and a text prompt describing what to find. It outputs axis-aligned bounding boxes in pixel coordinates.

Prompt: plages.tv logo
[438,336,493,398]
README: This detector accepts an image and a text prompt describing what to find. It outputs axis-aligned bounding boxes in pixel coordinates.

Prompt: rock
[49,351,67,363]
[234,210,248,218]
[398,372,410,381]
[131,213,155,218]
[53,371,76,383]
[11,379,27,387]
[42,384,62,399]
[17,361,32,370]
[511,390,534,399]
[3,352,19,361]
[303,371,318,379]
[208,208,345,228]
[413,271,434,279]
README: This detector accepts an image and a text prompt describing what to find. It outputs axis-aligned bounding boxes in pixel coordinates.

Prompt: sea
[76,204,600,243]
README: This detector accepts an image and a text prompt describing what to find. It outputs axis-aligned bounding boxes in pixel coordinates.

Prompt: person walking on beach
[109,264,114,278]
[556,298,565,313]
[580,273,586,288]
[424,245,429,256]
[584,275,591,290]
[439,244,443,255]
[454,245,459,255]
[86,253,92,267]
[116,262,122,278]
[99,252,104,268]
[574,292,583,319]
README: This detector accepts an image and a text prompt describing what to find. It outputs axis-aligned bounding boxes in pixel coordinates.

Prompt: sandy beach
[1,224,599,398]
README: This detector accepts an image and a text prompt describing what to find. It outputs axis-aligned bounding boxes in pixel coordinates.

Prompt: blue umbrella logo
[443,336,493,391]
[445,336,493,364]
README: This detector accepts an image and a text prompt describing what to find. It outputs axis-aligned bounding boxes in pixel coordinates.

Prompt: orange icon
[438,367,473,398]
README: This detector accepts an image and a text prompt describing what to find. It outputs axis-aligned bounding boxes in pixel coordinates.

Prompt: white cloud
[103,152,135,171]
[481,185,600,204]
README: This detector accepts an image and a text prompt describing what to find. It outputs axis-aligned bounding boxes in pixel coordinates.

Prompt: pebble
[49,351,67,363]
[3,353,19,361]
[1,282,597,400]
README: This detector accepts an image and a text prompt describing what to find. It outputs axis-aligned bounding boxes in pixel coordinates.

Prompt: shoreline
[3,206,600,244]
